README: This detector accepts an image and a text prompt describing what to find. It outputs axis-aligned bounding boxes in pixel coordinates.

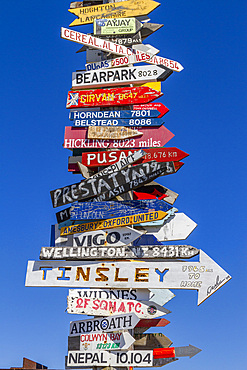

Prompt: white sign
[72,65,170,88]
[69,288,150,301]
[66,350,153,367]
[67,296,170,318]
[85,53,152,71]
[25,251,231,305]
[69,313,140,336]
[79,331,134,351]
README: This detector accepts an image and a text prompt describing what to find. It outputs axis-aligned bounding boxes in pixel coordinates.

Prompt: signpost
[68,0,161,26]
[153,345,202,359]
[87,126,143,139]
[50,160,176,208]
[74,331,135,351]
[72,117,164,127]
[66,86,163,109]
[93,18,143,36]
[25,250,232,305]
[69,108,163,120]
[64,125,174,149]
[71,65,173,89]
[68,288,150,301]
[67,296,170,318]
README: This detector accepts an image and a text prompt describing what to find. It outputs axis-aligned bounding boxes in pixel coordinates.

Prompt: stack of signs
[25,0,232,368]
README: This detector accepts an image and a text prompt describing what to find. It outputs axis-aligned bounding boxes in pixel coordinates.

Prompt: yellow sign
[69,0,160,26]
[60,210,167,236]
[137,82,162,92]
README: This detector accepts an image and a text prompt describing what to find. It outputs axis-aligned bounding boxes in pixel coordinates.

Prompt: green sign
[94,17,143,36]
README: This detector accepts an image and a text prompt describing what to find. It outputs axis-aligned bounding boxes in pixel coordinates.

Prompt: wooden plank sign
[69,313,140,336]
[133,103,169,118]
[79,148,188,167]
[60,211,167,236]
[77,331,134,351]
[135,318,170,334]
[134,333,172,350]
[64,125,174,149]
[69,200,172,221]
[71,65,173,89]
[68,0,161,26]
[66,87,163,109]
[87,126,142,139]
[67,296,170,318]
[94,18,143,36]
[51,160,176,208]
[25,251,232,305]
[66,350,153,367]
[68,288,150,301]
[136,213,197,241]
[72,117,164,127]
[133,182,178,204]
[69,108,162,120]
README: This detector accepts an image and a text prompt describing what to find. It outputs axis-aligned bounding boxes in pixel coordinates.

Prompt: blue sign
[70,199,172,221]
[69,109,160,120]
[72,117,163,127]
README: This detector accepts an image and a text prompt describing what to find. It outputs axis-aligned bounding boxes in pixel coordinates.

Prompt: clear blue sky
[0,0,246,368]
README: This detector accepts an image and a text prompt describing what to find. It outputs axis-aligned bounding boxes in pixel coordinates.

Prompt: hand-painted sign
[69,313,140,336]
[133,103,169,118]
[72,117,164,127]
[67,296,170,318]
[135,318,170,334]
[88,31,143,47]
[69,108,162,120]
[137,212,197,241]
[133,181,178,204]
[78,148,188,167]
[153,345,202,359]
[25,251,232,305]
[69,200,172,221]
[134,333,172,350]
[64,125,174,149]
[68,0,161,26]
[71,65,172,88]
[66,87,163,109]
[149,289,175,306]
[68,288,150,301]
[51,160,175,208]
[141,22,163,40]
[87,126,143,139]
[79,331,134,351]
[60,211,167,236]
[136,207,177,227]
[94,18,143,35]
[66,350,153,367]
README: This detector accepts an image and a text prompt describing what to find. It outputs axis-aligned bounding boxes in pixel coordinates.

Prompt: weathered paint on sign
[68,0,161,26]
[134,333,172,350]
[72,65,172,88]
[25,251,232,305]
[51,161,175,208]
[94,18,143,35]
[69,288,150,301]
[87,126,143,139]
[66,87,163,109]
[67,296,170,318]
[69,313,140,336]
[133,181,178,204]
[64,125,174,149]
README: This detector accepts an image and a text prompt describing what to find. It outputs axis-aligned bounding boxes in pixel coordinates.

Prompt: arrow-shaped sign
[133,103,169,117]
[25,250,231,305]
[134,333,172,350]
[87,126,143,139]
[67,296,170,318]
[72,65,173,89]
[69,313,140,336]
[135,318,170,332]
[68,0,161,26]
[153,345,202,359]
[149,289,175,306]
[72,116,164,127]
[136,212,197,241]
[133,181,178,204]
[141,22,164,40]
[69,108,163,120]
[94,17,143,36]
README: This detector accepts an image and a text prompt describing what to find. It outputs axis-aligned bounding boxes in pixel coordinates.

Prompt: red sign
[66,87,163,109]
[79,148,188,167]
[64,126,174,149]
[133,103,169,118]
[153,348,176,359]
[136,318,170,328]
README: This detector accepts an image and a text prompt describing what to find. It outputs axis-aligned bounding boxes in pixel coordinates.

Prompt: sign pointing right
[153,344,202,359]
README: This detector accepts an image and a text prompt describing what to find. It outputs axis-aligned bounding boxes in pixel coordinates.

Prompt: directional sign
[51,160,176,208]
[136,207,177,227]
[153,345,202,359]
[133,43,159,56]
[85,31,143,47]
[72,117,164,127]
[69,200,172,221]
[133,182,178,204]
[133,103,169,118]
[150,289,175,306]
[67,296,170,318]
[64,125,174,149]
[60,211,168,236]
[153,358,178,367]
[25,251,232,305]
[69,108,162,120]
[135,318,170,332]
[72,65,172,89]
[140,22,163,40]
[72,331,135,351]
[66,350,153,367]
[94,18,143,36]
[78,148,188,167]
[134,333,172,350]
[87,126,143,139]
[66,87,163,109]
[68,0,161,26]
[68,288,150,301]
[136,212,197,241]
[69,313,140,336]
